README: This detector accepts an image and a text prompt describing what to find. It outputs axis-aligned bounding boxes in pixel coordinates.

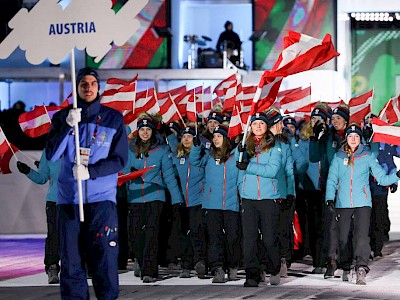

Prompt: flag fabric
[372,118,400,146]
[100,81,136,112]
[18,105,59,138]
[214,74,237,98]
[0,144,19,174]
[379,96,400,124]
[198,86,213,118]
[293,211,303,250]
[250,31,339,116]
[103,75,138,91]
[158,94,181,124]
[228,104,244,138]
[0,127,10,155]
[117,165,155,186]
[123,88,160,131]
[348,89,373,123]
[280,86,312,113]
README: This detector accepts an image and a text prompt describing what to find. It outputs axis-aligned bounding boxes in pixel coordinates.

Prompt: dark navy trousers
[57,201,119,300]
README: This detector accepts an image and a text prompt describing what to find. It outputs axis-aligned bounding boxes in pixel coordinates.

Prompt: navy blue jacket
[46,98,128,205]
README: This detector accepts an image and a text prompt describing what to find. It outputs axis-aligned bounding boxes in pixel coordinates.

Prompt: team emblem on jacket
[97,131,110,147]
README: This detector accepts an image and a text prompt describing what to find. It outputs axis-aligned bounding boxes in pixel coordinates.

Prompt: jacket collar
[77,96,101,116]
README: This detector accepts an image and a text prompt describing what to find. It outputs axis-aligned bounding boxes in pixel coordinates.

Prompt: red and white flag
[0,126,11,155]
[100,81,137,112]
[124,88,160,131]
[228,104,244,138]
[18,105,59,138]
[379,95,400,124]
[250,31,339,116]
[348,89,373,123]
[280,86,312,113]
[372,118,400,146]
[103,75,138,91]
[0,144,19,174]
[158,94,181,124]
[214,74,237,98]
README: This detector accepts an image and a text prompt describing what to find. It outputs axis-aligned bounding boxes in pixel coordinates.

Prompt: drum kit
[183,35,244,69]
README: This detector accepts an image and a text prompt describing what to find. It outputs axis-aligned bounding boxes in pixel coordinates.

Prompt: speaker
[198,50,222,68]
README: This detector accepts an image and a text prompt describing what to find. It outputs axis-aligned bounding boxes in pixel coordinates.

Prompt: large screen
[86,0,169,69]
[253,0,336,70]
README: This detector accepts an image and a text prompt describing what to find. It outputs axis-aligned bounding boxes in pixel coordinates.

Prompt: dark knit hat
[137,117,156,130]
[250,112,268,125]
[265,110,283,126]
[207,111,224,124]
[76,67,100,87]
[213,125,229,137]
[283,116,298,129]
[181,126,196,137]
[345,123,363,138]
[311,107,328,121]
[332,106,350,123]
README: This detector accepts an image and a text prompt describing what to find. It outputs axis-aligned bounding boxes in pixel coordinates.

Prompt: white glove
[73,164,90,180]
[66,108,82,127]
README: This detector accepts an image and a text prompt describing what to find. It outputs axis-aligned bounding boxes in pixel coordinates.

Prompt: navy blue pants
[45,201,59,272]
[57,201,119,300]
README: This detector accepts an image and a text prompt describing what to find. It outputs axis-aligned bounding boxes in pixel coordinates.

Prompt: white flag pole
[70,49,84,222]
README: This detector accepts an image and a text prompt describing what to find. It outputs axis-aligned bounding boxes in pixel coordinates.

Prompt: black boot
[244,268,260,287]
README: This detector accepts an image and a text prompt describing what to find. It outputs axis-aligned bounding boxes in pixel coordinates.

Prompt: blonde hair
[176,122,196,158]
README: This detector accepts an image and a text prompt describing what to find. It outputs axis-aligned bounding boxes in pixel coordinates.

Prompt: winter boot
[228,267,238,280]
[324,259,337,279]
[244,268,259,287]
[270,273,280,285]
[356,267,367,285]
[342,269,352,282]
[179,269,191,278]
[133,258,141,277]
[47,264,59,284]
[194,260,206,279]
[142,276,156,283]
[212,267,225,283]
[279,258,288,277]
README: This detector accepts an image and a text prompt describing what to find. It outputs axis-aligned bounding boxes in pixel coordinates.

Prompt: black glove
[397,170,400,178]
[160,122,173,136]
[193,135,201,147]
[17,161,31,174]
[237,143,246,153]
[236,160,248,170]
[390,184,398,193]
[313,120,325,139]
[363,126,373,142]
[34,161,40,168]
[326,200,335,213]
[130,167,138,172]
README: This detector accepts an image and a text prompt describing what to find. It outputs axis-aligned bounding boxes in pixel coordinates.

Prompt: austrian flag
[0,127,9,154]
[372,118,400,146]
[18,105,59,138]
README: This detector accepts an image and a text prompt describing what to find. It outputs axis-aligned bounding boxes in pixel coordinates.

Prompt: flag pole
[70,49,84,222]
[194,89,198,135]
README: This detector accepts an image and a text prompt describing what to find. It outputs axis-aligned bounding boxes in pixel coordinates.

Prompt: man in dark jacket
[46,68,128,300]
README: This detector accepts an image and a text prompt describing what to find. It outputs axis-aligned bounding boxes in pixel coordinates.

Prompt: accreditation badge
[332,141,337,148]
[206,142,211,149]
[180,158,186,165]
[343,158,349,165]
[80,147,91,166]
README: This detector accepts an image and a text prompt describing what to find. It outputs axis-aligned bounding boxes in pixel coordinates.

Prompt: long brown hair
[211,136,233,163]
[245,130,275,157]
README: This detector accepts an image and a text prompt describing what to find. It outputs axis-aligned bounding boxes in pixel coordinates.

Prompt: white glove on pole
[73,164,90,180]
[66,108,82,127]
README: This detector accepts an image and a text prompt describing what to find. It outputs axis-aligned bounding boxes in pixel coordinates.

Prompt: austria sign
[0,0,148,64]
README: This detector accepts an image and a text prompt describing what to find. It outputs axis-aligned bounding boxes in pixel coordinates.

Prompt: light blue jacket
[123,138,183,205]
[326,144,399,208]
[190,145,239,212]
[26,149,61,203]
[276,140,295,198]
[235,143,283,200]
[168,135,205,207]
